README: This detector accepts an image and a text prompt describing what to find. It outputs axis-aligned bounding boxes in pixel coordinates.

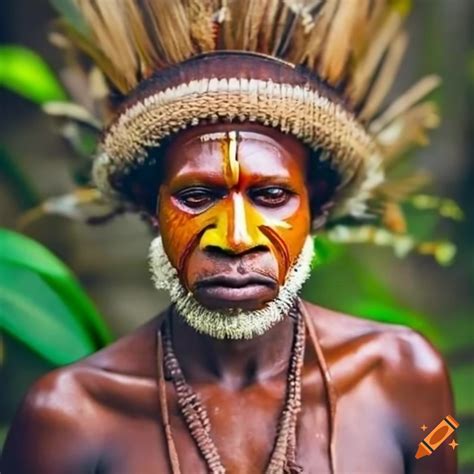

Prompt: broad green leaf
[0,229,112,347]
[0,262,95,365]
[0,46,66,104]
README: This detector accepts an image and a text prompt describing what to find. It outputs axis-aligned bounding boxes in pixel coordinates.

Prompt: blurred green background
[0,0,473,472]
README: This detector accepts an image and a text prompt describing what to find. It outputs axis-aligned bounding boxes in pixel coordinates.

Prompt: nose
[199,193,270,255]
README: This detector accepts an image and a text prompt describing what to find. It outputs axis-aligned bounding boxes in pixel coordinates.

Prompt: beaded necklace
[156,301,337,473]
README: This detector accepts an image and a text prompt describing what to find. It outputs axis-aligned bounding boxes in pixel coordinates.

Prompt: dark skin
[2,124,456,473]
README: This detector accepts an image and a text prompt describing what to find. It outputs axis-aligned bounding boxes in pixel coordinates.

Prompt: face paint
[158,124,311,308]
[149,234,314,339]
[222,130,239,187]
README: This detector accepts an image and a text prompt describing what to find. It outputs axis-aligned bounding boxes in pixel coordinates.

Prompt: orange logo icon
[415,415,459,459]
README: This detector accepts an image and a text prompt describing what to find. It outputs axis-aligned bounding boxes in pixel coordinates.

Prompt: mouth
[193,273,278,310]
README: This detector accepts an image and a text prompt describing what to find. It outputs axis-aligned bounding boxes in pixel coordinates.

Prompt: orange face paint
[158,124,311,291]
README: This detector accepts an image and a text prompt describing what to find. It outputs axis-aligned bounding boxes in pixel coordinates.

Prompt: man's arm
[1,369,101,474]
[386,329,457,474]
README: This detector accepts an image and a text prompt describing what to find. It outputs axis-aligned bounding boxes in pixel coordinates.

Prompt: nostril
[205,245,236,257]
[204,245,269,258]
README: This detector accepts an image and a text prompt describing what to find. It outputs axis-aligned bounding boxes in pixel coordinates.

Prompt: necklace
[159,304,306,473]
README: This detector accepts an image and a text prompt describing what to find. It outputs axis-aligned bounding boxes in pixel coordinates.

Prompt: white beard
[148,235,314,340]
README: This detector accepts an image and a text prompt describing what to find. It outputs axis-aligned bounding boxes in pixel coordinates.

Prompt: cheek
[263,192,311,282]
[285,197,311,263]
[158,189,208,274]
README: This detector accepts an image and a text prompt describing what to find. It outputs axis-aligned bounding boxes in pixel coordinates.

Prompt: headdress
[34,0,460,260]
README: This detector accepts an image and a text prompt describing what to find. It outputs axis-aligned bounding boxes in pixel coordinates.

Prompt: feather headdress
[42,0,456,260]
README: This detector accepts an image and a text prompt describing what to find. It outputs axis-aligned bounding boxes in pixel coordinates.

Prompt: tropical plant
[0,228,113,366]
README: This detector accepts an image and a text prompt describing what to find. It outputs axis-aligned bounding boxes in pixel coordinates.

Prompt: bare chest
[94,372,404,474]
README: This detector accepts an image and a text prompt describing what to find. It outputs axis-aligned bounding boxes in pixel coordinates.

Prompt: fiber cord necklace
[157,301,337,473]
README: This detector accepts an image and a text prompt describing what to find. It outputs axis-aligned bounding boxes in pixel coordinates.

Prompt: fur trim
[148,235,314,340]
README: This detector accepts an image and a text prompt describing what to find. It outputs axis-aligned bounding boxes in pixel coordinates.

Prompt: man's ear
[140,212,160,235]
[310,201,334,232]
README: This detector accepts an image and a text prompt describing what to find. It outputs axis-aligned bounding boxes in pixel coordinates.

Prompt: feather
[258,0,283,54]
[144,0,195,65]
[317,0,366,84]
[185,0,219,52]
[349,10,403,105]
[374,173,431,202]
[370,75,441,134]
[43,101,102,130]
[76,0,138,90]
[16,189,122,229]
[270,3,295,56]
[297,0,338,68]
[123,0,158,77]
[375,101,440,165]
[59,20,129,93]
[381,202,407,234]
[231,0,269,50]
[359,31,408,121]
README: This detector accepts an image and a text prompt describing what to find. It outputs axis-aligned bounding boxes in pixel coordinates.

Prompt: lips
[194,273,278,310]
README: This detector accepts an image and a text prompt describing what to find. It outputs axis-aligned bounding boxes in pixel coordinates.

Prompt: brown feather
[376,101,440,165]
[254,0,281,54]
[124,0,158,77]
[144,0,195,65]
[349,10,403,105]
[298,0,338,69]
[370,75,441,134]
[59,19,129,93]
[359,30,408,121]
[185,0,219,52]
[318,0,365,84]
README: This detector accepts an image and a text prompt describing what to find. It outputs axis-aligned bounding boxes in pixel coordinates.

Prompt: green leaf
[305,251,439,341]
[0,262,95,365]
[0,229,113,349]
[0,46,66,104]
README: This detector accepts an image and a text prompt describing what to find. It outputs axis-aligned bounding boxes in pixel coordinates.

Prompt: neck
[171,306,296,389]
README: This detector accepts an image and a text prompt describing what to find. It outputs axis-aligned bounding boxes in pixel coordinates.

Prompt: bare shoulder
[302,301,456,472]
[302,300,448,381]
[302,301,453,414]
[1,364,102,473]
[2,314,164,473]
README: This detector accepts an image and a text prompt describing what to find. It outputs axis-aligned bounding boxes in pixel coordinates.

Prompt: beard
[148,236,314,340]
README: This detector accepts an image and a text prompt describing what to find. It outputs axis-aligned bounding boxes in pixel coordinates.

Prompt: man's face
[157,123,311,311]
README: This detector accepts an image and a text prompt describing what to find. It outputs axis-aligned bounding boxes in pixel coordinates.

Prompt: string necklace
[159,304,306,474]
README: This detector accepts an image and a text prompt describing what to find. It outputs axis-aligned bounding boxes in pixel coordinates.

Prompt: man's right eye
[175,188,217,210]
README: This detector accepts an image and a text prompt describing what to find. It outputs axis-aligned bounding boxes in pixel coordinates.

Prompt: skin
[2,124,456,473]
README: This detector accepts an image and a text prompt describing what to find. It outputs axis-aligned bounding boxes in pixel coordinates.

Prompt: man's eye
[250,187,292,207]
[176,188,215,209]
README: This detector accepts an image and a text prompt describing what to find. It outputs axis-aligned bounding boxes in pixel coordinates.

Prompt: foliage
[0,45,66,104]
[0,229,113,365]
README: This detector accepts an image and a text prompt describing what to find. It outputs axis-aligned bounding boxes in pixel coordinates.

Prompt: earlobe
[144,214,160,235]
[311,202,334,232]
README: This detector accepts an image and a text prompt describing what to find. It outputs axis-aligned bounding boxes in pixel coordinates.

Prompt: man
[2,1,455,473]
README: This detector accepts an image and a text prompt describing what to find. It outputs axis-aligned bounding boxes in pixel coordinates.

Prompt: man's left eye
[249,187,292,207]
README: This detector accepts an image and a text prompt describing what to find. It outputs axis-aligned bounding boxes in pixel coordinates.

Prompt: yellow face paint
[199,192,292,254]
[222,131,239,187]
[158,126,311,288]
